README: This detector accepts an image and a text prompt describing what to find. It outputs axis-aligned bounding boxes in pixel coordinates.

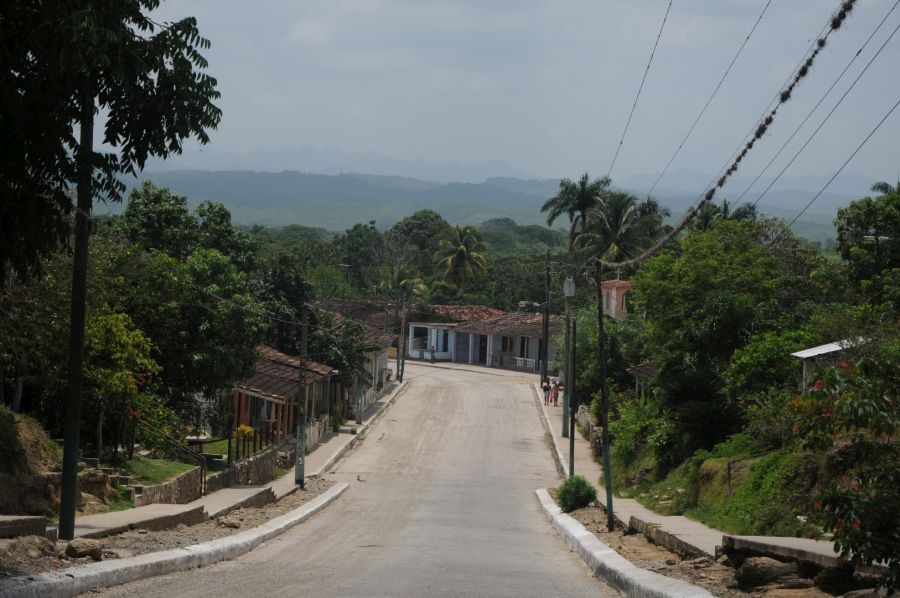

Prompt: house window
[519,337,530,358]
[413,326,428,350]
[501,336,514,353]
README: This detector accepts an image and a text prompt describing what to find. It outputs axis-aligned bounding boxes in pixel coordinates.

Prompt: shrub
[557,475,597,512]
[608,394,673,467]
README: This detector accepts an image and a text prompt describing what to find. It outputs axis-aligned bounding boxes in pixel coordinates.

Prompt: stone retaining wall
[575,405,602,458]
[132,466,203,507]
[206,444,278,494]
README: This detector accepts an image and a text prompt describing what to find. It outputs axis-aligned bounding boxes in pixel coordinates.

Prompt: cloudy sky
[151,0,900,182]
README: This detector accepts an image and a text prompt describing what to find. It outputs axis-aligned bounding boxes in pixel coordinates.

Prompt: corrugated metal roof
[626,362,657,381]
[234,346,333,402]
[790,340,855,359]
[456,312,562,337]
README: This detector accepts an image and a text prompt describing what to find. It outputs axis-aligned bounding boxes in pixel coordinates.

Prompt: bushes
[557,475,597,512]
[608,394,673,467]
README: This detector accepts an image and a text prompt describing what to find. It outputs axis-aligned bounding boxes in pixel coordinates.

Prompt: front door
[478,335,488,363]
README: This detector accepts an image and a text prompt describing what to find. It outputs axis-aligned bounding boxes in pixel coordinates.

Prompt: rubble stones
[65,538,102,561]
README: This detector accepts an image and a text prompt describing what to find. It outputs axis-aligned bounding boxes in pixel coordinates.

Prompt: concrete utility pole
[540,250,550,384]
[398,302,407,382]
[562,277,575,439]
[59,91,95,541]
[569,317,576,478]
[295,307,308,488]
[597,270,614,531]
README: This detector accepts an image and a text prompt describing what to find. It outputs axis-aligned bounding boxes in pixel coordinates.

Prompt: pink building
[601,279,632,321]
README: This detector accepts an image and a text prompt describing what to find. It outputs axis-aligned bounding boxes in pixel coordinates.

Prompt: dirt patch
[0,477,333,579]
[0,408,61,476]
[549,489,837,598]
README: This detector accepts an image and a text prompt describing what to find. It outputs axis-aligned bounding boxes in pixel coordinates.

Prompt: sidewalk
[53,379,408,540]
[535,383,842,565]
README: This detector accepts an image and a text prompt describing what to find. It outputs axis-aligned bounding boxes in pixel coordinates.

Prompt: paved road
[94,363,616,597]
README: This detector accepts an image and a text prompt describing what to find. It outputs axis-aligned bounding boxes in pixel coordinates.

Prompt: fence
[491,353,540,372]
[227,421,279,464]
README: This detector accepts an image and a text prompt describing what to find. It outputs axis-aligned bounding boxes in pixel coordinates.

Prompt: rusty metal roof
[626,362,657,381]
[455,311,562,337]
[234,346,333,401]
[426,304,507,321]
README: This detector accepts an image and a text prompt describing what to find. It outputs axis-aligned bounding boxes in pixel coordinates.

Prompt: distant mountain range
[143,145,534,183]
[102,165,883,244]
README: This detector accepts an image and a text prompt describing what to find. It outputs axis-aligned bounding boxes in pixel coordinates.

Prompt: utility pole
[59,89,94,541]
[295,306,308,488]
[540,250,550,384]
[398,301,407,383]
[562,277,575,439]
[569,317,576,478]
[597,269,614,531]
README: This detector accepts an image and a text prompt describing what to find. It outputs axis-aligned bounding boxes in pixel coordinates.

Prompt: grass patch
[201,438,229,456]
[106,485,134,512]
[275,466,290,479]
[121,457,195,486]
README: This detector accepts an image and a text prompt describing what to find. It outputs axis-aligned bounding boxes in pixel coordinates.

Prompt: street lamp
[563,277,575,475]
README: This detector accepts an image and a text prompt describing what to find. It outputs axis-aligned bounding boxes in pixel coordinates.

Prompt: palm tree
[541,173,611,248]
[692,198,756,231]
[574,192,668,269]
[433,225,488,288]
[871,180,900,195]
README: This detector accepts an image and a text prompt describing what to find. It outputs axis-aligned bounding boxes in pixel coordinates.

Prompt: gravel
[0,476,333,579]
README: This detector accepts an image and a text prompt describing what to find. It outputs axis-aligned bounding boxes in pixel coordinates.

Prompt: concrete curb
[532,382,567,479]
[309,380,410,477]
[0,483,349,598]
[535,489,713,598]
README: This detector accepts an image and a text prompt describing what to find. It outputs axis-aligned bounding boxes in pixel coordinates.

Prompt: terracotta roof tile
[456,311,562,337]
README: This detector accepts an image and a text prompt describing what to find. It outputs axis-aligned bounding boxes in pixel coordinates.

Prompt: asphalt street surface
[93,362,616,597]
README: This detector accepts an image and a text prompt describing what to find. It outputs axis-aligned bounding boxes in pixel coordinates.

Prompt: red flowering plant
[800,354,899,588]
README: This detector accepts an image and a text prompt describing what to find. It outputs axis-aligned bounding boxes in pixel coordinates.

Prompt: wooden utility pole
[59,90,94,540]
[597,269,614,531]
[540,250,551,383]
[295,307,308,488]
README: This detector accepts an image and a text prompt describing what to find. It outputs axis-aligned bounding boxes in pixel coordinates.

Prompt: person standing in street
[430,345,436,363]
[551,379,560,406]
[542,380,550,405]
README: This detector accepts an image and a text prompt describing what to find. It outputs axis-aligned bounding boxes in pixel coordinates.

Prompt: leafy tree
[725,330,811,398]
[632,220,830,457]
[114,248,267,422]
[835,187,899,305]
[122,181,198,258]
[433,225,488,288]
[4,0,222,537]
[82,310,159,461]
[389,209,449,251]
[339,221,384,290]
[541,173,611,247]
[194,200,258,270]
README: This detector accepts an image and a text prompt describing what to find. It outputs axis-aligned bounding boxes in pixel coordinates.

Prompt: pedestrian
[430,345,436,363]
[542,380,550,405]
[551,379,560,406]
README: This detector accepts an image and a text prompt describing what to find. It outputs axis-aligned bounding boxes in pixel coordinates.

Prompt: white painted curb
[0,483,349,598]
[535,489,713,598]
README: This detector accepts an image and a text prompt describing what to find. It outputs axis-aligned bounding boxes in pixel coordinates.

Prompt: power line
[593,0,859,271]
[645,0,773,199]
[784,97,900,232]
[606,0,674,179]
[748,5,900,207]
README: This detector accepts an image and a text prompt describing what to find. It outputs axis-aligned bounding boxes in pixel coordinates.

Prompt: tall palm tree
[541,173,611,248]
[433,225,488,288]
[574,191,666,268]
[871,180,900,195]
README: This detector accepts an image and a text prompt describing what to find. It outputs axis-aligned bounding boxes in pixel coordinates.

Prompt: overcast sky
[151,0,900,182]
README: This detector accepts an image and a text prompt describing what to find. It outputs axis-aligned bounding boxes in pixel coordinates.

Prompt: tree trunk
[96,405,104,462]
[59,87,94,540]
[12,377,24,412]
